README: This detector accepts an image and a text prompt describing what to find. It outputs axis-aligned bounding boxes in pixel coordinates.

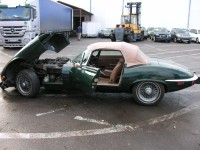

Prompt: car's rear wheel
[196,38,199,43]
[132,81,165,105]
[16,69,40,97]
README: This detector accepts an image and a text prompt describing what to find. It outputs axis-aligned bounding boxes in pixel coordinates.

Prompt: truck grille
[1,26,26,37]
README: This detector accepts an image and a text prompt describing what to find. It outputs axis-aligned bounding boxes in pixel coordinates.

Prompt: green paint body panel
[61,61,100,92]
[119,59,193,93]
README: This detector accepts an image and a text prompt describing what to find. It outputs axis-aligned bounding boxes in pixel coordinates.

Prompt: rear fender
[130,79,167,92]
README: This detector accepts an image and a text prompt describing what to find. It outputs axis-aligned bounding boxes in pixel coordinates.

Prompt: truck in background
[0,0,73,48]
[82,22,101,38]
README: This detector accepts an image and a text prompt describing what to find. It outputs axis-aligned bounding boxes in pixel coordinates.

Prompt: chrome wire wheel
[133,82,165,105]
[17,75,32,95]
[16,69,40,97]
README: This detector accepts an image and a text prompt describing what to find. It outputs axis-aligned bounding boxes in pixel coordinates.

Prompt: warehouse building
[59,0,200,30]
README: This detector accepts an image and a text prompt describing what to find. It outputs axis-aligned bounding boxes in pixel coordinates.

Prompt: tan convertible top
[87,42,150,67]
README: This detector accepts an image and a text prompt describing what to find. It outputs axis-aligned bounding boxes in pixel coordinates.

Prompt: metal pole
[90,0,92,13]
[80,9,82,26]
[122,0,124,15]
[121,0,124,23]
[187,0,191,28]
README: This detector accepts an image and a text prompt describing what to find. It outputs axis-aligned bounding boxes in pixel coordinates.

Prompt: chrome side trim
[165,74,198,82]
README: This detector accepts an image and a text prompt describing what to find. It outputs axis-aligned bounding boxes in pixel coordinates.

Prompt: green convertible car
[0,33,199,105]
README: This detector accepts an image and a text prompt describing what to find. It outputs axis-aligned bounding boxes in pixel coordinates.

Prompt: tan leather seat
[109,58,124,83]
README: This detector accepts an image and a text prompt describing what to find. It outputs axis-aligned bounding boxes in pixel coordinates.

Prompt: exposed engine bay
[34,57,70,83]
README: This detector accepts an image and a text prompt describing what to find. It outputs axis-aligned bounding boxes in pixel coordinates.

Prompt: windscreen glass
[0,6,31,21]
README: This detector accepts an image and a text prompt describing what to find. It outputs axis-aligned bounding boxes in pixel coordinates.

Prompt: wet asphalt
[0,37,200,150]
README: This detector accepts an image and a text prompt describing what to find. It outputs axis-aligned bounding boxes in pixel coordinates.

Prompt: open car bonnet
[14,33,70,62]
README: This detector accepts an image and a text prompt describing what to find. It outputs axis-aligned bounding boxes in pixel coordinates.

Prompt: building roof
[58,1,93,16]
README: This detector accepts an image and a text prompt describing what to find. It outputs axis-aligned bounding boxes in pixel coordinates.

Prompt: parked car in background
[1,33,199,105]
[151,27,171,42]
[189,29,200,43]
[141,27,148,39]
[98,28,113,38]
[171,28,191,43]
[147,27,154,39]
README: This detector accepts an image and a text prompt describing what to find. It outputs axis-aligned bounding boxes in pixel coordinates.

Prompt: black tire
[188,40,191,44]
[16,69,40,97]
[196,38,199,43]
[111,34,116,42]
[132,81,165,106]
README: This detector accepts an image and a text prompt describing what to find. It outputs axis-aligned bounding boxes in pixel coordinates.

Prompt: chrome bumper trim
[165,74,198,82]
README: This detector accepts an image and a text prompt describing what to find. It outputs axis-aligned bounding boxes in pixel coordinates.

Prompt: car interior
[88,50,125,86]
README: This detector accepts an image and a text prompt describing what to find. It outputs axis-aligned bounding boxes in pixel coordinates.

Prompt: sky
[1,0,199,29]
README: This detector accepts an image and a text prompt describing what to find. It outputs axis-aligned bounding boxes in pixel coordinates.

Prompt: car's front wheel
[132,81,165,105]
[16,69,40,97]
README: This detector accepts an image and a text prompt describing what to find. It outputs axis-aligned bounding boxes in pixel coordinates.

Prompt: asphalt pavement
[0,38,200,150]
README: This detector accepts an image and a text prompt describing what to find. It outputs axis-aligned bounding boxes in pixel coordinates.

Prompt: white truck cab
[0,0,73,48]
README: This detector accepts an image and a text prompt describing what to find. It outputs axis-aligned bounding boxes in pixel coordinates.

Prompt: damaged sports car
[0,33,199,105]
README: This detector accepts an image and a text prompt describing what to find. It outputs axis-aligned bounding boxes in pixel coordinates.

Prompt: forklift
[111,2,144,42]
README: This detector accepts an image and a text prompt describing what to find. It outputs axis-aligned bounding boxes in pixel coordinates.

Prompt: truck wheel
[16,69,40,97]
[132,81,165,106]
[111,34,116,42]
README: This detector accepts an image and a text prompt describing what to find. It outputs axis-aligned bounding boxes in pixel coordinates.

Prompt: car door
[73,65,100,92]
[72,50,101,92]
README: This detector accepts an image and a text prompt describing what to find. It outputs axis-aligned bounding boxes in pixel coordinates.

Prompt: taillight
[177,82,184,86]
